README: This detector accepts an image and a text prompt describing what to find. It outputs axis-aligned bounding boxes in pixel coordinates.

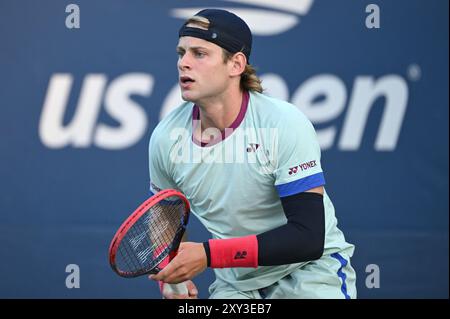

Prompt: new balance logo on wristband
[234,251,247,259]
[208,235,258,268]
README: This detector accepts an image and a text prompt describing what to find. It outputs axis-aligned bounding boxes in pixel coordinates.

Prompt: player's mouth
[179,75,195,89]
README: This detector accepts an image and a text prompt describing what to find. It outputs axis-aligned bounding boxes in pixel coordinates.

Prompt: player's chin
[180,90,198,103]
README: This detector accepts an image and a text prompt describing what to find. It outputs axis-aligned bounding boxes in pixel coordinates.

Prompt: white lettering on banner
[365,264,381,288]
[95,73,152,149]
[161,73,410,151]
[65,4,80,29]
[257,73,289,101]
[65,264,80,289]
[39,73,152,149]
[40,72,409,151]
[291,74,347,150]
[39,74,107,148]
[340,75,408,151]
[365,4,381,29]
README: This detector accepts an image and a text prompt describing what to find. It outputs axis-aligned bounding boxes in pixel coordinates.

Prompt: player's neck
[196,86,243,132]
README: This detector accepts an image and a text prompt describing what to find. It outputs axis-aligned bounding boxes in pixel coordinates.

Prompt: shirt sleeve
[273,108,325,198]
[148,128,178,195]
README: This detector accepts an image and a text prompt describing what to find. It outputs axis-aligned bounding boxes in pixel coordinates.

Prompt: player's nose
[178,54,192,71]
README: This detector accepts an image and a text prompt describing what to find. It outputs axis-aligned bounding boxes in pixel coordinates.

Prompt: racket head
[108,189,190,278]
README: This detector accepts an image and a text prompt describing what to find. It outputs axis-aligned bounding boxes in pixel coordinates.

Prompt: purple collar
[192,91,249,147]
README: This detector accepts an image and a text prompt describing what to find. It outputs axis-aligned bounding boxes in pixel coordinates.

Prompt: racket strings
[115,198,185,275]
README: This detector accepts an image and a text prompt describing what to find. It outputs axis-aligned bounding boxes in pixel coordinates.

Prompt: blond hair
[184,16,264,93]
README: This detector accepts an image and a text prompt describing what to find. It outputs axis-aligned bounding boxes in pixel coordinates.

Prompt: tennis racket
[108,189,190,295]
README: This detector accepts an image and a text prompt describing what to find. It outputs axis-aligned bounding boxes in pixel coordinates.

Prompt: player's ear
[229,52,246,77]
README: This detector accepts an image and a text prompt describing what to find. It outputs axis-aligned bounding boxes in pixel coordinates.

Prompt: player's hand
[149,242,207,284]
[161,280,198,299]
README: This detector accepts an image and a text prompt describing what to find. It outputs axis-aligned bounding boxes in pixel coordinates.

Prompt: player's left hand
[149,242,207,284]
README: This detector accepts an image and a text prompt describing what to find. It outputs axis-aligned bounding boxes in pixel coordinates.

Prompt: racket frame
[109,189,190,278]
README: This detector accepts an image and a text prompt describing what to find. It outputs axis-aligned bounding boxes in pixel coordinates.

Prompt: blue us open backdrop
[0,0,448,298]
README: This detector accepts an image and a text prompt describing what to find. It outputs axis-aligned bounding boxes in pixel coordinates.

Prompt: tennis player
[148,9,356,299]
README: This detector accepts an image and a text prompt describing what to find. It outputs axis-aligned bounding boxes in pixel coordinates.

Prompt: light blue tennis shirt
[149,91,355,292]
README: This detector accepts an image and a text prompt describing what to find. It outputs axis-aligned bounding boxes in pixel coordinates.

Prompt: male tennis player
[148,9,356,299]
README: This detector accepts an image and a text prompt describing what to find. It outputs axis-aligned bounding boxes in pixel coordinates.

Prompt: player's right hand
[162,280,198,299]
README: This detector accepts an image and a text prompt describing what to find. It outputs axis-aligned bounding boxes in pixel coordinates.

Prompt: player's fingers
[149,268,168,281]
[151,257,181,281]
[156,256,183,281]
[162,291,189,299]
[185,280,199,298]
[172,292,190,299]
[163,290,189,299]
[149,273,160,281]
[162,272,186,284]
[157,262,186,283]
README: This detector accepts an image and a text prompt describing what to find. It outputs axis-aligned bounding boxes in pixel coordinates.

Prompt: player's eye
[194,51,206,58]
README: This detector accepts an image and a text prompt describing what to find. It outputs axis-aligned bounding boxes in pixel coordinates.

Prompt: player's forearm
[257,192,325,265]
[257,221,324,265]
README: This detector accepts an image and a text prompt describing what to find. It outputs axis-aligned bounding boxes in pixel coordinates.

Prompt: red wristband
[209,235,258,268]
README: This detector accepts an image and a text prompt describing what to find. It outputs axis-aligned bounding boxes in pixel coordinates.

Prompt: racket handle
[163,282,189,296]
[162,250,189,296]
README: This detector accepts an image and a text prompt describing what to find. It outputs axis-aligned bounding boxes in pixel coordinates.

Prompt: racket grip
[163,282,189,296]
[162,250,189,296]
